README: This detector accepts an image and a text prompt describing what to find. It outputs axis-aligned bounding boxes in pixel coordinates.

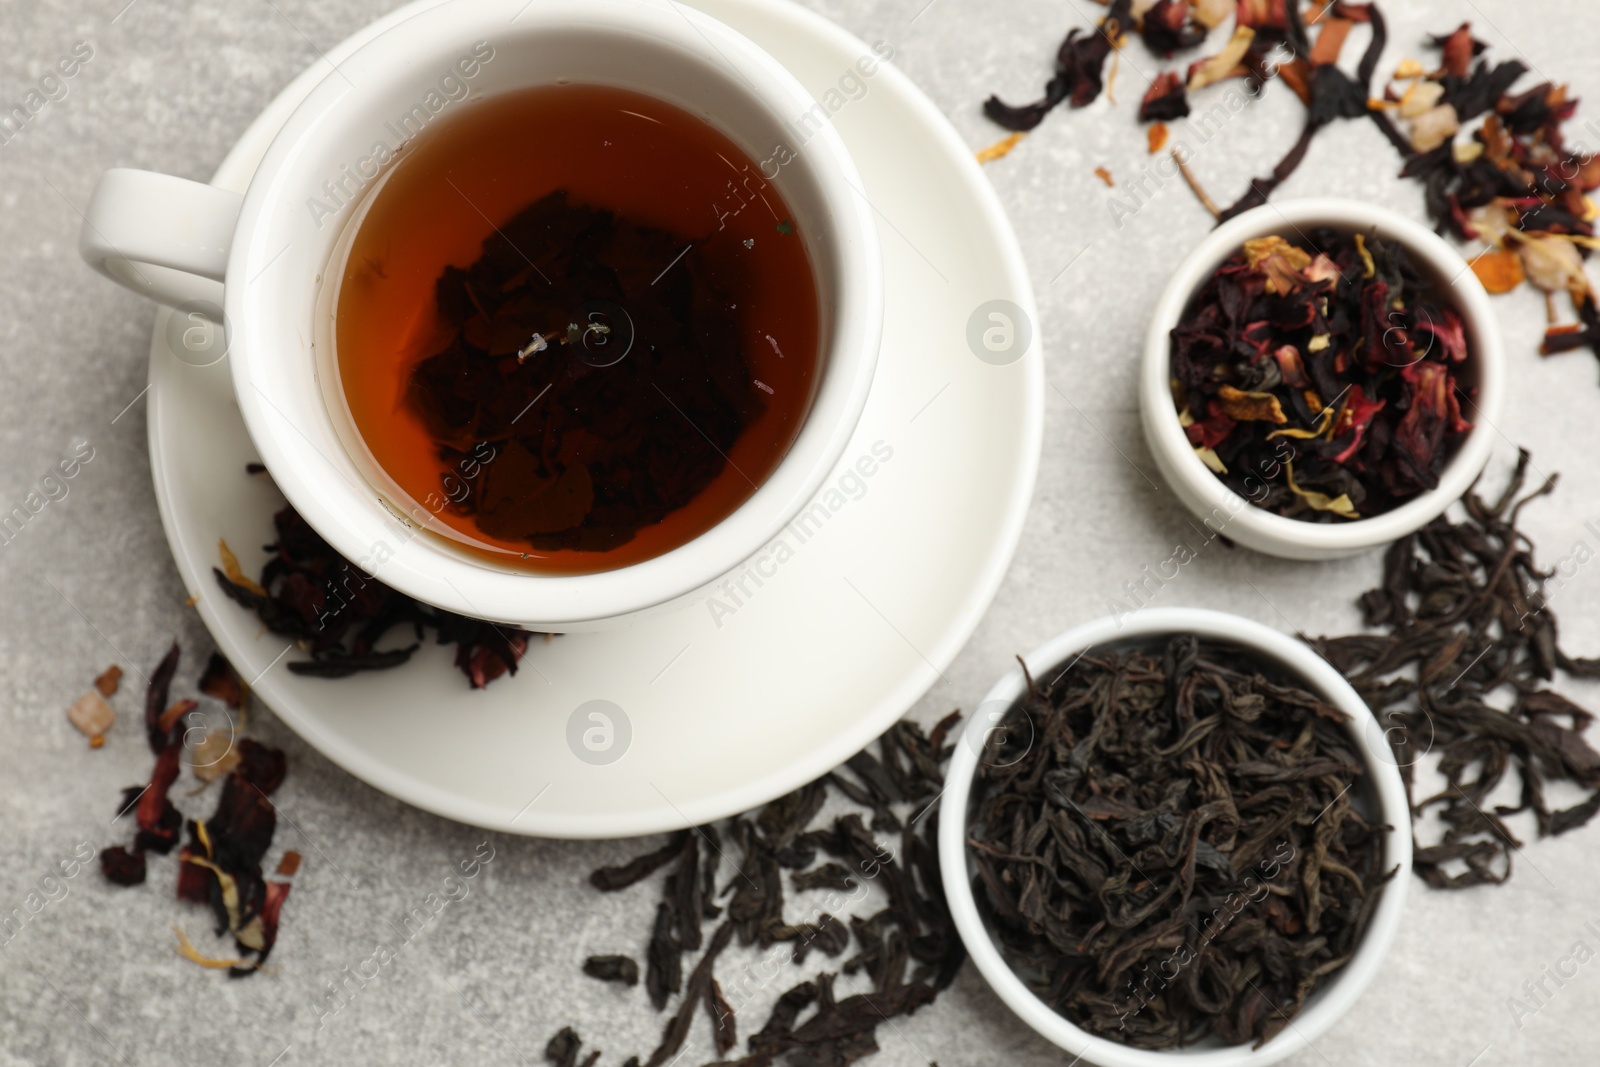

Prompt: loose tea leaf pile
[214,483,539,685]
[552,715,966,1067]
[98,645,298,976]
[971,636,1388,1050]
[1173,228,1472,519]
[1312,451,1600,888]
[1375,25,1600,370]
[985,5,1600,372]
[410,189,765,554]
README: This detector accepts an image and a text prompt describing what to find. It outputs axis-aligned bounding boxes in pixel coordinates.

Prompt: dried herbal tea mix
[551,716,966,1067]
[985,4,1600,372]
[1172,228,1473,520]
[970,636,1389,1050]
[215,479,539,686]
[98,644,298,976]
[1312,451,1600,888]
[1376,25,1600,370]
[336,84,819,574]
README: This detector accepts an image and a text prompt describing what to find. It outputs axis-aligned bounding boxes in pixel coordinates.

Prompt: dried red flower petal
[99,845,146,886]
[134,741,184,855]
[984,0,1133,130]
[1415,306,1469,362]
[1330,386,1387,464]
[1139,70,1191,121]
[1139,0,1204,57]
[1235,0,1288,31]
[144,642,180,753]
[1432,23,1482,80]
[1390,361,1454,492]
[1184,400,1238,450]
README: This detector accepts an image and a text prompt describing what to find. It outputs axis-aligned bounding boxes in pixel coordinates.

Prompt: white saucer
[148,0,1042,838]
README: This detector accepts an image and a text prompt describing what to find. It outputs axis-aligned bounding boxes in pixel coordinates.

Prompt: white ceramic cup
[1140,198,1505,561]
[79,0,882,630]
[938,607,1412,1067]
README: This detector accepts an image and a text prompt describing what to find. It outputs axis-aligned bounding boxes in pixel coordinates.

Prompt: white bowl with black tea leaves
[1140,198,1506,561]
[938,607,1411,1067]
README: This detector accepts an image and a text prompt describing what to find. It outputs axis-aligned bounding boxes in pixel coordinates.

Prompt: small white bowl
[938,607,1412,1067]
[1139,198,1505,560]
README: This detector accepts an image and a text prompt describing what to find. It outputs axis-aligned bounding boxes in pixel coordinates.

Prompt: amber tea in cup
[332,83,821,574]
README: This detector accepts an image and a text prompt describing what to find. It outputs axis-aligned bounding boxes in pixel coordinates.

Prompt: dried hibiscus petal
[1139,0,1204,57]
[99,845,146,886]
[1139,71,1190,122]
[983,0,1133,130]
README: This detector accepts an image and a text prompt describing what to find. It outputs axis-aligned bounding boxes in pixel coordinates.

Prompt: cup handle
[78,168,244,308]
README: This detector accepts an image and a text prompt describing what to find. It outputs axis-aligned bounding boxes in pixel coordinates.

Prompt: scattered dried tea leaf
[1471,247,1525,294]
[1146,120,1169,153]
[583,954,641,987]
[215,492,541,687]
[67,691,115,742]
[975,131,1025,163]
[156,699,197,740]
[1312,452,1600,888]
[276,851,302,876]
[1140,70,1190,121]
[983,0,1134,130]
[100,845,146,886]
[1093,165,1115,187]
[94,665,122,698]
[971,635,1387,1049]
[557,715,964,1066]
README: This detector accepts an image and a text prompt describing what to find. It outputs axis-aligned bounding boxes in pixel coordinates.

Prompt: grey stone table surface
[3,0,1600,1064]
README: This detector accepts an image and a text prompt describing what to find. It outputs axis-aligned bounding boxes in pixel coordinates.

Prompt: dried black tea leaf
[214,483,542,687]
[1311,451,1600,888]
[970,636,1389,1049]
[583,954,640,987]
[551,712,965,1067]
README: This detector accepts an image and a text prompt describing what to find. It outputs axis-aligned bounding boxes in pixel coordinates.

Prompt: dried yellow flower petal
[218,538,267,597]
